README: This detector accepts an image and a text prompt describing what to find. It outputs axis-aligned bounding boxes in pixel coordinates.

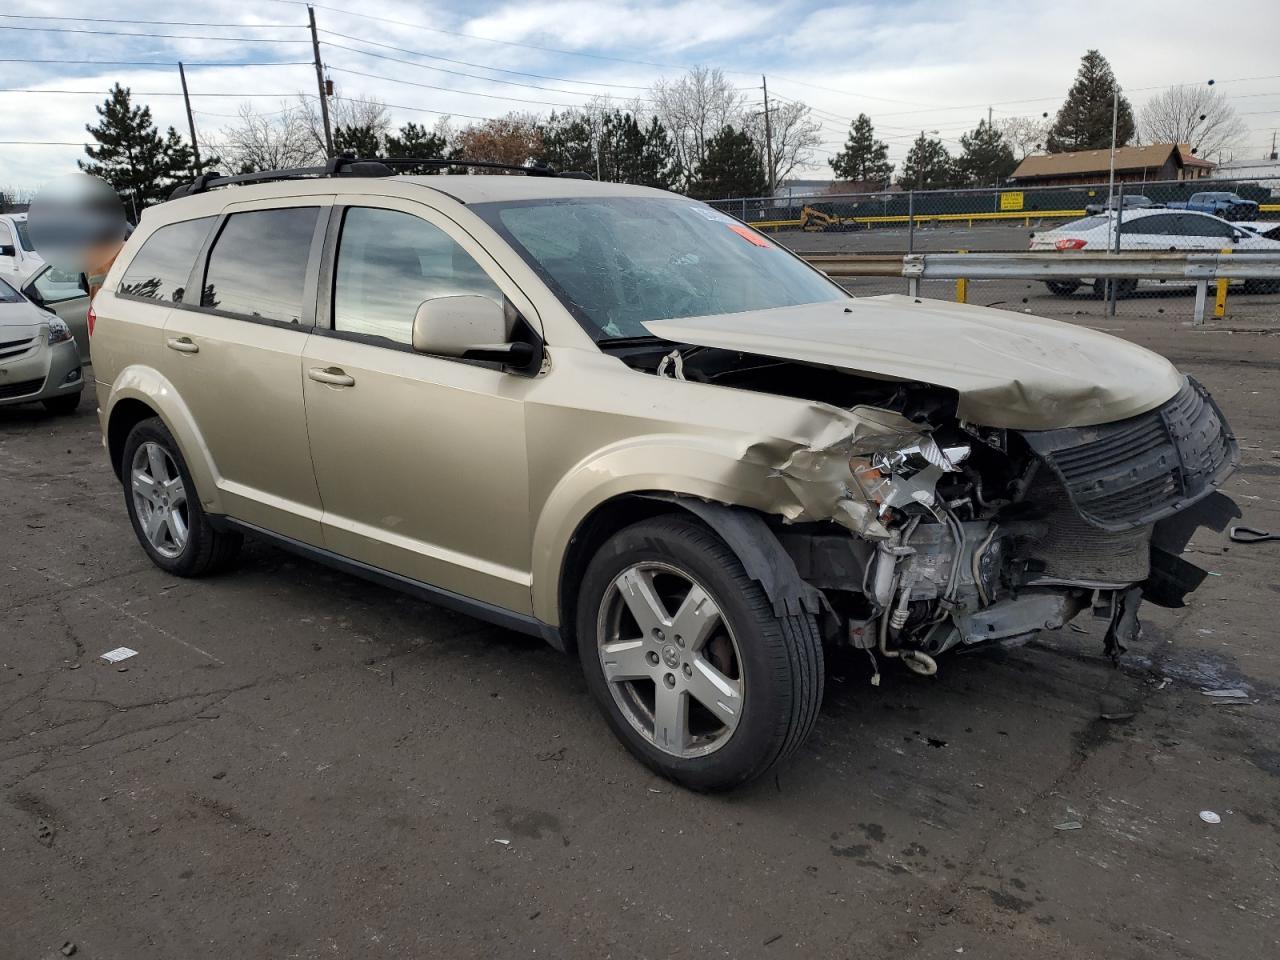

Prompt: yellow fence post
[1215,247,1230,318]
[955,250,968,304]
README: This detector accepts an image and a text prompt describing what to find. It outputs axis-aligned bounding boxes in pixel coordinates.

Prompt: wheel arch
[103,366,223,514]
[553,492,825,657]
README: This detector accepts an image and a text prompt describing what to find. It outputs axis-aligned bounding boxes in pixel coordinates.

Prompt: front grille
[1021,377,1237,531]
[0,335,36,360]
[0,377,45,400]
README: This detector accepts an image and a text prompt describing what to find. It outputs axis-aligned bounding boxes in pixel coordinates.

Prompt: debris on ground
[493,838,511,846]
[1199,810,1222,824]
[99,646,137,664]
[1054,821,1083,831]
[60,943,76,957]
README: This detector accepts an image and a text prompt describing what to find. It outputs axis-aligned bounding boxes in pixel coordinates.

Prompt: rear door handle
[166,336,199,354]
[308,366,355,387]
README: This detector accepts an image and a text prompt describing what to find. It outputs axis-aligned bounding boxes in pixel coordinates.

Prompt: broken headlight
[848,432,970,517]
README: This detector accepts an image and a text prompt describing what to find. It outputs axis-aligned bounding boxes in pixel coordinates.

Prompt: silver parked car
[0,275,83,414]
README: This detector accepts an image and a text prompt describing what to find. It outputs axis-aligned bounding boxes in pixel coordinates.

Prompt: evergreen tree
[689,126,767,200]
[79,84,194,215]
[1047,50,1135,151]
[954,119,1016,185]
[897,133,953,190]
[384,122,448,174]
[829,113,893,183]
[539,111,597,174]
[333,123,382,158]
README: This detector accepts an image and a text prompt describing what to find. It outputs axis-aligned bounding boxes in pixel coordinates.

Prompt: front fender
[529,426,867,624]
[104,364,225,515]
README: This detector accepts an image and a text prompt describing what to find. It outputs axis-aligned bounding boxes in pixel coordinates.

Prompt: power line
[319,41,650,99]
[0,14,301,28]
[0,58,311,67]
[325,65,595,109]
[329,94,490,124]
[279,0,942,107]
[318,32,650,92]
[0,24,309,42]
[0,88,311,97]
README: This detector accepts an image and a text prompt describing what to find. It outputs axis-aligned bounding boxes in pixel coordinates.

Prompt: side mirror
[411,295,535,368]
[78,273,91,295]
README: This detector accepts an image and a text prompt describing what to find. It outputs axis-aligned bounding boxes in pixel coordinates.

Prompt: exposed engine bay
[623,344,1240,673]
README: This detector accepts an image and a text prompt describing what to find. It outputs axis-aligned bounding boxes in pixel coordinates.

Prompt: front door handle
[308,366,355,387]
[166,336,199,354]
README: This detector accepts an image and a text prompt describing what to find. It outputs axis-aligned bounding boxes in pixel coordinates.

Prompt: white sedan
[1030,209,1280,296]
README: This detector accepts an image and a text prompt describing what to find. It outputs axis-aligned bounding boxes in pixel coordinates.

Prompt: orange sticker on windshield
[727,223,771,247]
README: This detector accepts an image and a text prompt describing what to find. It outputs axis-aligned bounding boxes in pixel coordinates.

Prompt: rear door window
[118,217,215,303]
[332,206,502,345]
[201,208,319,324]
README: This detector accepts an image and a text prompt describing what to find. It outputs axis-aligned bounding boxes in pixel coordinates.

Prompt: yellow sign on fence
[999,191,1024,211]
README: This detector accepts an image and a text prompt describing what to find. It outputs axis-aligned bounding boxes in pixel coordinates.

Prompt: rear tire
[42,391,81,415]
[1044,280,1081,296]
[576,515,823,791]
[121,418,242,577]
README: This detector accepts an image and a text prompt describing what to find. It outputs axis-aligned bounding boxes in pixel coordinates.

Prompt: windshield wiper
[596,334,671,351]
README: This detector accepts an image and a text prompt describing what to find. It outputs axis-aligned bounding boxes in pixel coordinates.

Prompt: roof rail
[169,155,593,200]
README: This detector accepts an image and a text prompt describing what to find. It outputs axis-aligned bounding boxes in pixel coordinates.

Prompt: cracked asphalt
[2,311,1278,960]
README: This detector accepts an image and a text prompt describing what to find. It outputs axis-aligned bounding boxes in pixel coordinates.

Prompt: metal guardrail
[801,251,1280,324]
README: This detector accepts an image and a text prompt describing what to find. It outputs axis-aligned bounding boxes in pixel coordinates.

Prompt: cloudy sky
[2,0,1278,193]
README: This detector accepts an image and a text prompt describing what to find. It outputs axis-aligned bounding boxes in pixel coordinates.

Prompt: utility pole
[178,61,202,175]
[987,105,992,128]
[762,75,775,196]
[308,5,334,158]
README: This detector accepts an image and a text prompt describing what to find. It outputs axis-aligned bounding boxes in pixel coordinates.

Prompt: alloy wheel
[596,562,744,759]
[130,441,189,559]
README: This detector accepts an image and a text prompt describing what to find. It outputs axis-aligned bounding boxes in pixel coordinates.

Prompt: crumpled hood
[643,295,1183,429]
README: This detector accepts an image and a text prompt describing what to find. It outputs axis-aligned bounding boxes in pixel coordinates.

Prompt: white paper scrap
[100,647,138,664]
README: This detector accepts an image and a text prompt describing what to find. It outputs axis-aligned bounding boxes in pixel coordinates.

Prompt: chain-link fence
[707,177,1280,326]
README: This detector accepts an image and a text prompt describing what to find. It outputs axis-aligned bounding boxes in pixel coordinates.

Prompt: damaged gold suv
[93,159,1238,790]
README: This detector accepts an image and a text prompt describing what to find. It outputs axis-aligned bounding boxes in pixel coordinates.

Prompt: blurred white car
[1031,209,1280,296]
[0,213,45,287]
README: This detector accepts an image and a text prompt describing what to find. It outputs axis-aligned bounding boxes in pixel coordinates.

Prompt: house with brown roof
[1010,143,1215,186]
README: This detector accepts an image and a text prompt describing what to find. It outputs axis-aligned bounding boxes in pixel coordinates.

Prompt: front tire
[576,515,823,791]
[121,418,242,577]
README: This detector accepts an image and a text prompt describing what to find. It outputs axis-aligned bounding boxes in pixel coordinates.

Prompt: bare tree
[1139,84,1247,161]
[451,112,544,168]
[297,94,392,157]
[745,99,822,189]
[651,67,747,188]
[219,102,321,172]
[996,115,1053,159]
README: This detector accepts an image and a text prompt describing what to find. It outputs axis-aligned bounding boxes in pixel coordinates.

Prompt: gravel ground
[2,307,1278,960]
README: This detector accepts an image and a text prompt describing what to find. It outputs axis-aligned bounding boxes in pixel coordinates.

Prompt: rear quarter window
[118,217,216,303]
